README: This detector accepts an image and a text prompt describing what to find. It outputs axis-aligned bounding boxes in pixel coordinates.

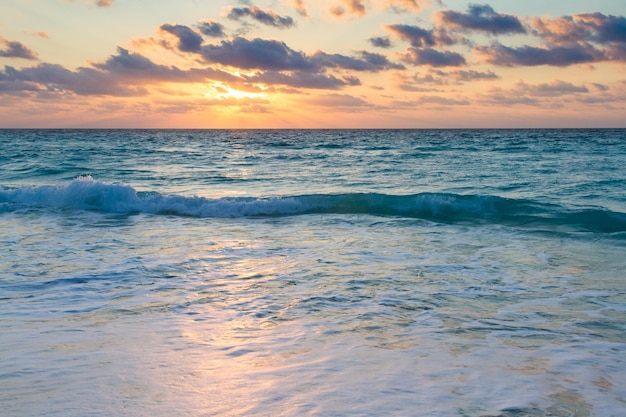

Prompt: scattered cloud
[400,47,466,67]
[393,95,470,107]
[329,5,346,19]
[159,24,204,53]
[369,36,392,48]
[227,5,296,29]
[312,50,405,71]
[410,69,499,85]
[516,80,591,98]
[293,0,309,18]
[306,93,370,107]
[200,37,316,71]
[476,43,603,67]
[0,38,39,60]
[0,47,237,97]
[385,0,421,13]
[32,31,50,39]
[340,0,367,17]
[244,71,359,89]
[386,24,436,47]
[197,21,226,38]
[436,4,526,35]
[531,13,626,45]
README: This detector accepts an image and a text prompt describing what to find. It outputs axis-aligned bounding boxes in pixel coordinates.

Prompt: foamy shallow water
[1,129,626,416]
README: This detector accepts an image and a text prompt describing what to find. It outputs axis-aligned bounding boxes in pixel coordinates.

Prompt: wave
[1,177,625,234]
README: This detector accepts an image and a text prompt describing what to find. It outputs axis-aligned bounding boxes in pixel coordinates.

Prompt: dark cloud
[227,5,295,28]
[385,24,458,48]
[0,38,39,60]
[198,36,405,74]
[437,4,526,35]
[159,24,204,52]
[476,43,603,67]
[94,47,234,82]
[386,24,435,47]
[369,36,392,48]
[532,13,626,45]
[312,50,405,71]
[0,47,237,97]
[581,13,626,43]
[400,47,466,67]
[607,42,626,61]
[96,0,112,6]
[198,21,226,38]
[200,37,317,71]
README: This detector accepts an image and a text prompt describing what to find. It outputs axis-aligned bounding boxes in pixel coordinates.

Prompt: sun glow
[205,83,268,101]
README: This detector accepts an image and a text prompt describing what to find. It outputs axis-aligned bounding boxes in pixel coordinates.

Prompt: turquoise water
[1,129,625,416]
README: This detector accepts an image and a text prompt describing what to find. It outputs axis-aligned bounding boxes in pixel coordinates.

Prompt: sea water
[1,129,625,416]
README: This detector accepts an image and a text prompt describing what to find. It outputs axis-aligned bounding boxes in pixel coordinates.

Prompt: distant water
[1,129,625,416]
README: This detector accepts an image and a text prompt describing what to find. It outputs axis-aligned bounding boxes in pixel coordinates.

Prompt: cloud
[436,4,526,35]
[531,13,626,45]
[400,47,466,67]
[386,0,421,13]
[227,5,295,28]
[200,37,316,71]
[476,43,603,67]
[329,6,345,18]
[577,13,626,43]
[386,24,435,47]
[32,32,50,39]
[369,36,392,48]
[385,24,458,47]
[293,0,309,18]
[197,36,404,75]
[244,71,360,89]
[393,95,470,106]
[0,38,39,60]
[198,21,226,38]
[312,50,405,71]
[159,24,204,52]
[340,0,367,17]
[411,69,499,85]
[480,80,592,107]
[512,80,590,97]
[306,93,369,107]
[0,47,238,97]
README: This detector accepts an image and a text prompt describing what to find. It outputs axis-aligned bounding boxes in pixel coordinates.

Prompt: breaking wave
[1,177,625,234]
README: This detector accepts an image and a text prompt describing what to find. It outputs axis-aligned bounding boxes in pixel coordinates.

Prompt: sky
[0,0,625,128]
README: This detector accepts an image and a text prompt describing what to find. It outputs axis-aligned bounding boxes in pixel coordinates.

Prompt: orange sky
[1,0,625,128]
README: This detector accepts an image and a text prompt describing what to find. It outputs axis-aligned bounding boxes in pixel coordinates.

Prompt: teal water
[1,129,625,416]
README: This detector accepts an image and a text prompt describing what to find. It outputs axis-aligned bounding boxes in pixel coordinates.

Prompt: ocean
[1,129,625,416]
